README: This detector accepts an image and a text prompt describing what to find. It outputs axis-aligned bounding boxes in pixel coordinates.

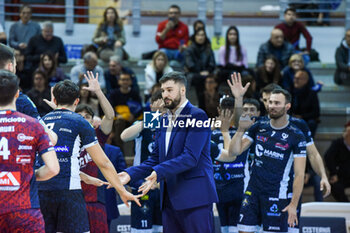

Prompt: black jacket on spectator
[26,88,52,117]
[108,88,143,119]
[291,86,320,121]
[256,41,294,69]
[334,39,350,85]
[25,34,67,69]
[325,138,350,181]
[104,67,139,96]
[184,42,215,74]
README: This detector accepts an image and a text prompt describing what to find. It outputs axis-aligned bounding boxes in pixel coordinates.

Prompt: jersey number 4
[0,137,10,160]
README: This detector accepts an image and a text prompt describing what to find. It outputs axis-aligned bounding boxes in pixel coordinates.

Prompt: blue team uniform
[130,124,162,233]
[37,109,98,233]
[16,92,41,121]
[210,128,251,233]
[238,120,307,233]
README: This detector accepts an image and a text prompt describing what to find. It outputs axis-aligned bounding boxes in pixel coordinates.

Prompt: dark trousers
[162,192,215,233]
[331,179,350,202]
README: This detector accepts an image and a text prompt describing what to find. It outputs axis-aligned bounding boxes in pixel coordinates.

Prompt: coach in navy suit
[118,71,218,233]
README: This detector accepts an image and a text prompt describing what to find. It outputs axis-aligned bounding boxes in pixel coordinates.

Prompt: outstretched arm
[228,115,254,157]
[83,71,115,135]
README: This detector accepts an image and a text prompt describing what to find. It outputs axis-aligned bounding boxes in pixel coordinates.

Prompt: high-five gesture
[227,72,250,98]
[83,71,101,93]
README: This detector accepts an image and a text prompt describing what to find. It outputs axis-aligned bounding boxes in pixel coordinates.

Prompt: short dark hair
[260,83,282,95]
[151,89,163,103]
[0,44,15,69]
[271,88,291,104]
[169,4,181,13]
[75,104,94,118]
[284,7,296,14]
[53,80,80,106]
[159,71,187,88]
[20,4,32,13]
[243,98,260,110]
[0,70,19,106]
[220,96,235,110]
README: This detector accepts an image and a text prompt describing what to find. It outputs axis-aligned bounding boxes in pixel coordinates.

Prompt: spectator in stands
[9,4,41,52]
[108,72,142,157]
[256,55,282,93]
[256,28,294,69]
[184,27,215,99]
[198,75,220,118]
[70,51,105,89]
[291,70,320,137]
[334,29,350,86]
[104,55,139,96]
[193,19,205,32]
[144,50,173,100]
[275,7,312,64]
[25,21,67,69]
[26,70,51,117]
[14,49,32,92]
[93,6,126,63]
[282,54,315,93]
[0,24,6,44]
[325,121,350,202]
[218,26,248,83]
[79,83,100,117]
[241,74,258,99]
[37,51,66,87]
[155,5,189,63]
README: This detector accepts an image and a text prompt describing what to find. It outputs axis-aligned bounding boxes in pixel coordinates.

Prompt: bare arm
[121,121,143,142]
[35,150,60,181]
[86,144,141,207]
[228,115,254,157]
[80,171,109,187]
[306,143,331,197]
[84,71,114,135]
[283,157,306,228]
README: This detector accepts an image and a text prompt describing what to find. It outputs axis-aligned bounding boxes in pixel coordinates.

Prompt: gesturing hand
[83,71,101,93]
[282,204,298,228]
[43,87,57,110]
[138,171,157,196]
[227,72,250,99]
[320,177,331,198]
[119,189,142,208]
[238,114,255,132]
[216,109,234,132]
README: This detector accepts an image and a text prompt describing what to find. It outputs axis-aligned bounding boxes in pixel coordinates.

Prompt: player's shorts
[237,190,289,232]
[39,190,89,233]
[131,188,163,233]
[0,208,45,233]
[86,202,108,233]
[216,198,242,228]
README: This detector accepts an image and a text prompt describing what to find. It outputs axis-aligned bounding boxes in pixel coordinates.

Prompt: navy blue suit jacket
[126,101,218,210]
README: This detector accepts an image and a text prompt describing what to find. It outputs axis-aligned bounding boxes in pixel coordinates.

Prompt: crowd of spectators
[1,3,349,203]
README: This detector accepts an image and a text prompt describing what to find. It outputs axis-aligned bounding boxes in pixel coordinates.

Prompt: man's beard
[164,95,181,110]
[268,107,285,119]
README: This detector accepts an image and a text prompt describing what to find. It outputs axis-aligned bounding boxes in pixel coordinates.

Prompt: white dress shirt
[165,99,188,155]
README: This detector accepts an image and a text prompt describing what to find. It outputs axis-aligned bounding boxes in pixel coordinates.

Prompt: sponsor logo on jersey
[44,116,62,120]
[223,162,244,169]
[281,133,289,141]
[275,143,289,151]
[58,158,68,162]
[0,126,15,132]
[213,173,223,181]
[255,144,284,160]
[59,128,72,133]
[18,145,33,150]
[17,133,34,142]
[269,197,279,201]
[268,226,281,230]
[298,141,307,147]
[267,204,280,216]
[54,146,69,152]
[259,129,266,132]
[257,135,268,143]
[0,172,21,190]
[16,155,31,164]
[0,117,26,123]
[225,173,244,180]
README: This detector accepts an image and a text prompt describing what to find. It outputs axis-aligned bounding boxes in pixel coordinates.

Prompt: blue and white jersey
[210,128,251,203]
[244,120,307,199]
[16,92,41,121]
[37,109,98,190]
